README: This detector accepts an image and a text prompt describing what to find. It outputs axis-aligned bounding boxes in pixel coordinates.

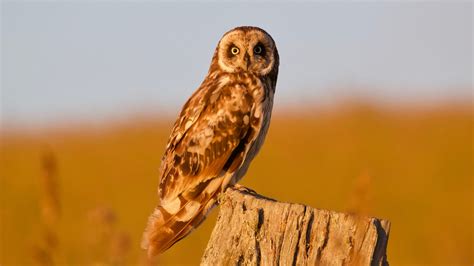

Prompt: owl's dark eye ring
[230,46,240,55]
[254,45,263,55]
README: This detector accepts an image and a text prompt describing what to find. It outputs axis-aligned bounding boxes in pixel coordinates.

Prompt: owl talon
[217,192,226,204]
[232,184,257,195]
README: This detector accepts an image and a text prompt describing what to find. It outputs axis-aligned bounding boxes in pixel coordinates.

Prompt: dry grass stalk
[86,206,131,265]
[33,150,61,265]
[347,170,373,216]
[40,150,61,227]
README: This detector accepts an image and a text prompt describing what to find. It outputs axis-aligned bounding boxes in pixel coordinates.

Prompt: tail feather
[141,178,222,257]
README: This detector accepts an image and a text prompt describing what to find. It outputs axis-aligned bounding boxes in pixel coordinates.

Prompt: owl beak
[244,52,251,71]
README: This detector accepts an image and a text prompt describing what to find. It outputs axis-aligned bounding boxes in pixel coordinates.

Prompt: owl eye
[230,46,240,55]
[254,45,264,55]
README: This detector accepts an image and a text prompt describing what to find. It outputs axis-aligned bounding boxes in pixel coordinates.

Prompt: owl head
[214,26,279,76]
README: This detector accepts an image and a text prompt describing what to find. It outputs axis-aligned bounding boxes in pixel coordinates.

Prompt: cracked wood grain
[201,187,390,266]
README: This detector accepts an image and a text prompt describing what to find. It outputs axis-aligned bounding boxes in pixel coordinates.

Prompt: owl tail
[141,178,222,257]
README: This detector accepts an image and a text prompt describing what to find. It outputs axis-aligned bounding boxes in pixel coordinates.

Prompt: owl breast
[226,73,275,184]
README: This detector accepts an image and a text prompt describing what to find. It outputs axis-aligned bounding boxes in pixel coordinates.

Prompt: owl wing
[142,81,258,256]
[159,81,254,203]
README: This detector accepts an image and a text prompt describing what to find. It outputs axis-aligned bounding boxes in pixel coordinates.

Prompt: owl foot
[232,184,257,195]
[217,191,227,204]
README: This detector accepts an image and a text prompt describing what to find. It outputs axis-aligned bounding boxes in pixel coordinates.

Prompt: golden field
[1,102,472,265]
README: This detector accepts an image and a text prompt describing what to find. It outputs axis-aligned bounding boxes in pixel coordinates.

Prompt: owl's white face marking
[217,27,277,76]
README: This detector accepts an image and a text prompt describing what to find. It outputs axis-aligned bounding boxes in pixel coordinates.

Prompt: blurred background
[1,1,472,265]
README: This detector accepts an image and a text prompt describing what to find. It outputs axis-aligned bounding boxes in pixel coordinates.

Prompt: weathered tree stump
[201,187,390,266]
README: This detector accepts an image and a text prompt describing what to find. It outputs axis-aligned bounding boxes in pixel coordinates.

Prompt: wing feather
[159,80,255,203]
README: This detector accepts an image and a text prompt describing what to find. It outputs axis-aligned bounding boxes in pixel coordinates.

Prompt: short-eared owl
[142,26,279,256]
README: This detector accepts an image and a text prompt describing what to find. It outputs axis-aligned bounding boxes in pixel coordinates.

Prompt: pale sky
[2,1,472,126]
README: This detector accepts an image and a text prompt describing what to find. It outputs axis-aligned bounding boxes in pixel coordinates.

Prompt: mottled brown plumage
[142,26,279,257]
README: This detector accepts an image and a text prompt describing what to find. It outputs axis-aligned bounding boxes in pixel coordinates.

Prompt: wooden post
[201,187,390,266]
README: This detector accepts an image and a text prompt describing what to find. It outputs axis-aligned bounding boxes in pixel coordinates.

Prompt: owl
[142,26,279,257]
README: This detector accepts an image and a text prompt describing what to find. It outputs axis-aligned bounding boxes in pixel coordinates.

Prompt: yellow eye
[231,46,240,55]
[254,45,263,54]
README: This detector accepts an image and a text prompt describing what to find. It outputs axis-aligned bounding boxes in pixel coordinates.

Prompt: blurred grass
[1,102,472,265]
